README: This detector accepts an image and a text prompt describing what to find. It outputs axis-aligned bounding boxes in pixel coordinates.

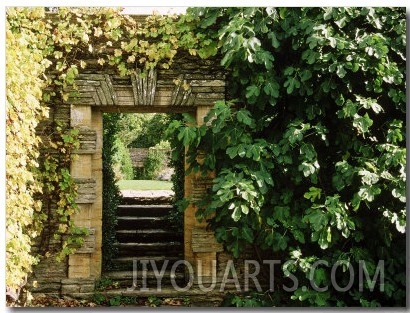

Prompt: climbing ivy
[170,7,406,307]
[6,6,202,300]
[6,8,50,299]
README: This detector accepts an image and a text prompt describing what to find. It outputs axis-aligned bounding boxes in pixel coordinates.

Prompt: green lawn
[116,180,172,191]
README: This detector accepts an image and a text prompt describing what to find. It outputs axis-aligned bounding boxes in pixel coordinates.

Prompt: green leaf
[236,109,254,127]
[226,146,239,159]
[303,208,329,232]
[232,207,242,222]
[263,81,279,98]
[336,64,347,78]
[313,267,327,287]
[241,204,249,215]
[284,76,300,94]
[245,85,260,99]
[273,206,290,221]
[353,113,373,134]
[238,144,246,157]
[242,226,254,243]
[304,187,322,202]
[299,69,312,82]
[268,31,280,48]
[274,232,288,251]
[293,229,305,244]
[284,66,295,76]
[177,126,197,146]
[323,7,333,20]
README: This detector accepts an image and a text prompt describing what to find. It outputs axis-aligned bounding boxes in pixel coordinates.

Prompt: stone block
[75,228,96,253]
[192,227,223,253]
[69,254,90,267]
[71,155,92,177]
[61,284,80,294]
[74,126,97,154]
[80,284,95,293]
[74,178,96,204]
[61,280,95,294]
[71,105,92,126]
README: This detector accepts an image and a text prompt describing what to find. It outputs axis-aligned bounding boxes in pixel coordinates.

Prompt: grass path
[117,180,172,191]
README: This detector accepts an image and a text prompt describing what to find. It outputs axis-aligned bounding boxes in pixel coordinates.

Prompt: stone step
[116,229,183,242]
[112,256,182,264]
[117,204,174,217]
[104,270,185,288]
[110,256,183,271]
[101,288,224,307]
[116,216,174,229]
[115,242,183,257]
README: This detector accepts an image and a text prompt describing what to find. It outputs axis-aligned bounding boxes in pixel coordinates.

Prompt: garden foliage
[6,8,50,299]
[5,6,406,307]
[5,6,199,300]
[170,7,406,306]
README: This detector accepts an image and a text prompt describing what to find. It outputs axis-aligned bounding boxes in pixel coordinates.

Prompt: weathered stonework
[74,126,97,154]
[66,55,226,111]
[74,178,97,204]
[192,227,224,253]
[61,278,95,294]
[129,147,171,168]
[74,228,96,254]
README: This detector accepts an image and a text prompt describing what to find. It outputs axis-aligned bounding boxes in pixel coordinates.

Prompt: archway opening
[101,111,185,290]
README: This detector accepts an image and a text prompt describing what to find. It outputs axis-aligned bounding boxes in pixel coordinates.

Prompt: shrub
[112,137,134,180]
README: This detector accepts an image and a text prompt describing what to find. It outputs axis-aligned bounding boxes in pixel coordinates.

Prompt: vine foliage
[6,8,50,299]
[6,6,406,308]
[6,6,200,300]
[170,7,406,307]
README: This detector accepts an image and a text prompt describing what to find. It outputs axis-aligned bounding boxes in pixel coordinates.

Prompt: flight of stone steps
[105,197,185,290]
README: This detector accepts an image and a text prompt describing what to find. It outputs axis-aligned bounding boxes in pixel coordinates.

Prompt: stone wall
[29,103,71,295]
[129,148,171,168]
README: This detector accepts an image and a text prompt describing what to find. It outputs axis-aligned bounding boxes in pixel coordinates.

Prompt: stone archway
[62,56,226,295]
